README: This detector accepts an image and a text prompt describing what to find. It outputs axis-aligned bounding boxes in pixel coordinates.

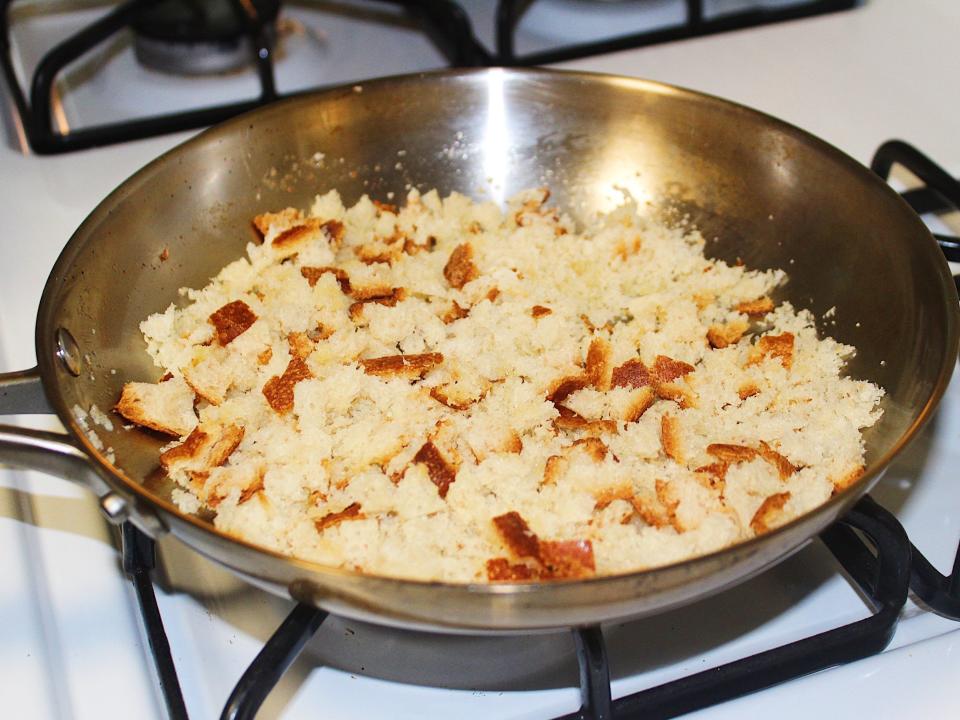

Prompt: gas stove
[2,1,959,719]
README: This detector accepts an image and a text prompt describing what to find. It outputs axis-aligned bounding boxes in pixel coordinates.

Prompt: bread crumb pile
[116,187,883,583]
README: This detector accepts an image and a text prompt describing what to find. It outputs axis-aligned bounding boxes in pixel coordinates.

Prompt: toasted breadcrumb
[655,383,696,409]
[410,441,458,498]
[315,502,364,532]
[707,443,758,463]
[750,492,791,534]
[486,558,537,581]
[489,511,595,580]
[115,377,197,436]
[571,436,609,462]
[624,387,656,422]
[749,332,795,369]
[738,383,760,400]
[263,357,312,414]
[832,464,865,494]
[301,265,350,292]
[758,441,798,480]
[586,338,613,391]
[542,455,567,486]
[238,472,265,505]
[442,301,470,324]
[443,242,478,289]
[253,207,302,237]
[707,320,748,349]
[655,479,683,533]
[594,484,634,510]
[160,424,243,472]
[273,219,322,249]
[737,296,775,316]
[209,300,257,346]
[361,353,443,378]
[159,427,208,467]
[660,414,683,463]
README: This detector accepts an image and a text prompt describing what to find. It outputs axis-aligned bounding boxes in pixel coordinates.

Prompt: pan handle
[0,366,52,414]
[872,140,960,292]
[0,367,167,536]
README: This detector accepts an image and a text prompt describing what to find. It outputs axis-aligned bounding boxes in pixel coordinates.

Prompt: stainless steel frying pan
[0,68,956,632]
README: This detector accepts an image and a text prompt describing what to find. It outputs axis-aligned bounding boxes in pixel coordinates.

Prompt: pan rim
[33,67,960,613]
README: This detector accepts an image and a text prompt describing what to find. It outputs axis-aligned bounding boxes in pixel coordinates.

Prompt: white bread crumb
[124,188,884,583]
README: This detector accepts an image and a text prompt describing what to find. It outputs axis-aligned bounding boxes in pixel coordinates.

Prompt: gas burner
[0,0,484,152]
[131,0,280,75]
[124,494,958,719]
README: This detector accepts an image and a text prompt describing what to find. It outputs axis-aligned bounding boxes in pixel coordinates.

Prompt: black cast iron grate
[0,0,487,153]
[872,140,960,294]
[868,139,960,614]
[118,139,960,719]
[121,491,960,720]
[494,0,857,67]
[2,0,863,153]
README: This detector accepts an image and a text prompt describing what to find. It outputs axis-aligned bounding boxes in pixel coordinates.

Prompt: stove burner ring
[131,0,280,76]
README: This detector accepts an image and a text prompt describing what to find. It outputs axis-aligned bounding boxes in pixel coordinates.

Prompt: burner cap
[132,0,280,76]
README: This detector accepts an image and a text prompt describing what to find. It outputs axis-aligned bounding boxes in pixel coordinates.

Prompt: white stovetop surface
[2,1,959,718]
